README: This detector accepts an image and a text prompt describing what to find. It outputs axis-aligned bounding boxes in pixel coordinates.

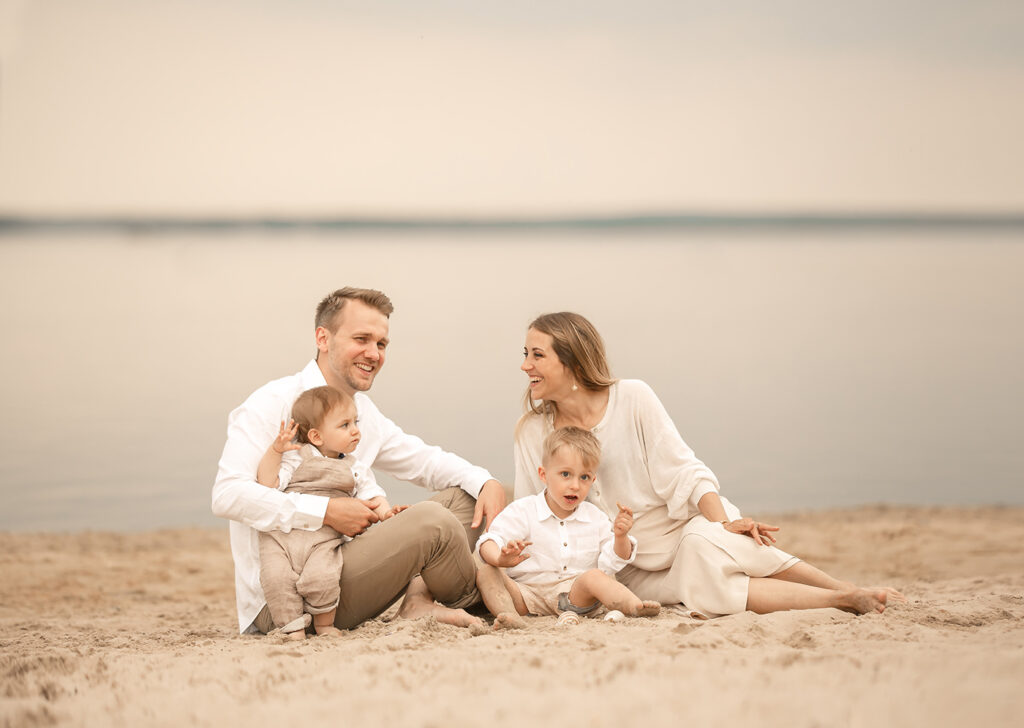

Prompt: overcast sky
[1,0,1022,216]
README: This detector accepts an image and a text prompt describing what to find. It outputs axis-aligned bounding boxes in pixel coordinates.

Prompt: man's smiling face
[316,299,390,395]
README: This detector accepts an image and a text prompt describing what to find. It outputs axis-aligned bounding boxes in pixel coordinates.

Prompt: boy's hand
[272,419,301,454]
[496,539,532,568]
[613,503,634,536]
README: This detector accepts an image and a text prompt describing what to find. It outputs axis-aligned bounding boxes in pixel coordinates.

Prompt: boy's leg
[474,554,527,629]
[333,500,479,630]
[568,569,661,617]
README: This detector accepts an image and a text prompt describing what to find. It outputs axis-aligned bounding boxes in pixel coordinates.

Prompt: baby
[476,426,659,627]
[256,385,404,639]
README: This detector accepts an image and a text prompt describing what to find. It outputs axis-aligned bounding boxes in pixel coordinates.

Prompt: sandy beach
[2,505,1023,727]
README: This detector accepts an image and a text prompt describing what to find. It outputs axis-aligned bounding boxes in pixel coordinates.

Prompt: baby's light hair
[290,386,354,444]
[542,426,602,471]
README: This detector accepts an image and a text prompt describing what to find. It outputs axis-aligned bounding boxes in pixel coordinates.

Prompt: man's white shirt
[477,492,637,584]
[212,359,494,632]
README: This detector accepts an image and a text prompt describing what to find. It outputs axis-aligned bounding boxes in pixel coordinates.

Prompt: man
[213,287,507,633]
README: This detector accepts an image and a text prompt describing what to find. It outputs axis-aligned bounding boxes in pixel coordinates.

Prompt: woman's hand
[722,517,779,546]
[272,419,301,454]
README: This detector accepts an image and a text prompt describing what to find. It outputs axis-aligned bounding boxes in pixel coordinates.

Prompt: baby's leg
[568,570,661,618]
[296,541,346,637]
[474,554,527,629]
[312,609,343,637]
[258,536,307,638]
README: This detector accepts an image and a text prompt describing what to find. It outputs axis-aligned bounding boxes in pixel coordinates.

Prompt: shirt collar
[533,491,592,523]
[300,359,328,390]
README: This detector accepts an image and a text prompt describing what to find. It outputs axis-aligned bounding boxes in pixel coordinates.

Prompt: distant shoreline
[3,212,1024,235]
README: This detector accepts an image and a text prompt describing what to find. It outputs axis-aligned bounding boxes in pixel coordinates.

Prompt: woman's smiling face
[522,328,574,402]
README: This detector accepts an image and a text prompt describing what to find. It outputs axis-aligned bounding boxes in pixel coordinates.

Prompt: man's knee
[402,500,466,545]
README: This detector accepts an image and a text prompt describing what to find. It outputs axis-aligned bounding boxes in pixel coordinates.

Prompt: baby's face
[313,402,360,458]
[540,446,597,518]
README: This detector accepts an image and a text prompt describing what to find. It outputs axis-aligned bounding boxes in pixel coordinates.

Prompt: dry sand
[3,506,1023,727]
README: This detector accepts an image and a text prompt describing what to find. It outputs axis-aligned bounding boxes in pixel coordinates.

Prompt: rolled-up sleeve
[365,398,494,498]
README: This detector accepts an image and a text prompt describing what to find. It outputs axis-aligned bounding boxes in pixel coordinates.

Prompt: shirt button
[563,542,568,547]
[562,566,567,571]
[560,521,564,526]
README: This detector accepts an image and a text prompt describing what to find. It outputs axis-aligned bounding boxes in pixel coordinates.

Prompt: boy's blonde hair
[542,426,602,471]
[290,386,354,444]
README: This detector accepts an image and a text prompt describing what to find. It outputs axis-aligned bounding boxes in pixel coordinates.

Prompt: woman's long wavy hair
[521,312,616,423]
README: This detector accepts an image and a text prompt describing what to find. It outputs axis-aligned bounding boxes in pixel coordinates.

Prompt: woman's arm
[696,491,779,546]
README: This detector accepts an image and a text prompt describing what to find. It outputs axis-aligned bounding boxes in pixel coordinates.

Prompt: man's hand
[323,497,380,537]
[471,479,507,531]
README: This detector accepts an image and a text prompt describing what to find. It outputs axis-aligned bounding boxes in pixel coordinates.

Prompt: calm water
[1,225,1022,531]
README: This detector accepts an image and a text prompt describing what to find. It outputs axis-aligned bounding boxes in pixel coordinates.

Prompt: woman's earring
[571,382,578,392]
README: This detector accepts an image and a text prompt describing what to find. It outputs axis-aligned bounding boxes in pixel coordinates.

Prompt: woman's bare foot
[872,586,907,603]
[838,588,888,615]
[493,612,526,630]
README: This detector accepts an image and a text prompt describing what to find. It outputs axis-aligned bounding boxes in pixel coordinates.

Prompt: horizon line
[3,211,1024,234]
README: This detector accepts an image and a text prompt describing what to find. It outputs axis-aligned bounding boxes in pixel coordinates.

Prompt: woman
[514,312,903,617]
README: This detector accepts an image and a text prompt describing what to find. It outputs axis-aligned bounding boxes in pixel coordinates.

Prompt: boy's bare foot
[634,600,661,617]
[839,588,888,615]
[493,612,526,630]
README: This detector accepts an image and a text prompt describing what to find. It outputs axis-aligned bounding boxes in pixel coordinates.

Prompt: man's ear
[307,428,324,446]
[314,326,330,354]
[537,465,547,485]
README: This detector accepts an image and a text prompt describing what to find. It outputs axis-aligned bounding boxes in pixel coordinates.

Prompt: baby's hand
[272,420,301,454]
[613,503,634,536]
[382,504,409,520]
[497,539,532,568]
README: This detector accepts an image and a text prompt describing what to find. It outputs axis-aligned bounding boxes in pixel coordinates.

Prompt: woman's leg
[770,561,906,602]
[746,577,888,615]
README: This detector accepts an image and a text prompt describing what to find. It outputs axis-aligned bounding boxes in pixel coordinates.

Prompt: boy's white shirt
[212,358,495,633]
[477,491,637,584]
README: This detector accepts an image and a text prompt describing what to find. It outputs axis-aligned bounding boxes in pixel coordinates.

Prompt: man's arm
[359,396,506,528]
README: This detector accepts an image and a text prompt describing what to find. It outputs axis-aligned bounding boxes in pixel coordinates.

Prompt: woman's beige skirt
[618,497,798,617]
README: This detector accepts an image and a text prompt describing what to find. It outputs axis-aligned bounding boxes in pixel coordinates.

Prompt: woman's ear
[537,465,547,484]
[307,428,324,446]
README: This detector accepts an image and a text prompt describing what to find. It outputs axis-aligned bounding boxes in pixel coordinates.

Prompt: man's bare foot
[493,612,526,630]
[315,626,345,638]
[285,630,306,641]
[398,593,483,628]
[839,588,888,615]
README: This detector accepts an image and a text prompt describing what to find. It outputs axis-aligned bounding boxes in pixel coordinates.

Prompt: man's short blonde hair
[315,287,394,334]
[290,386,354,444]
[542,426,602,470]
